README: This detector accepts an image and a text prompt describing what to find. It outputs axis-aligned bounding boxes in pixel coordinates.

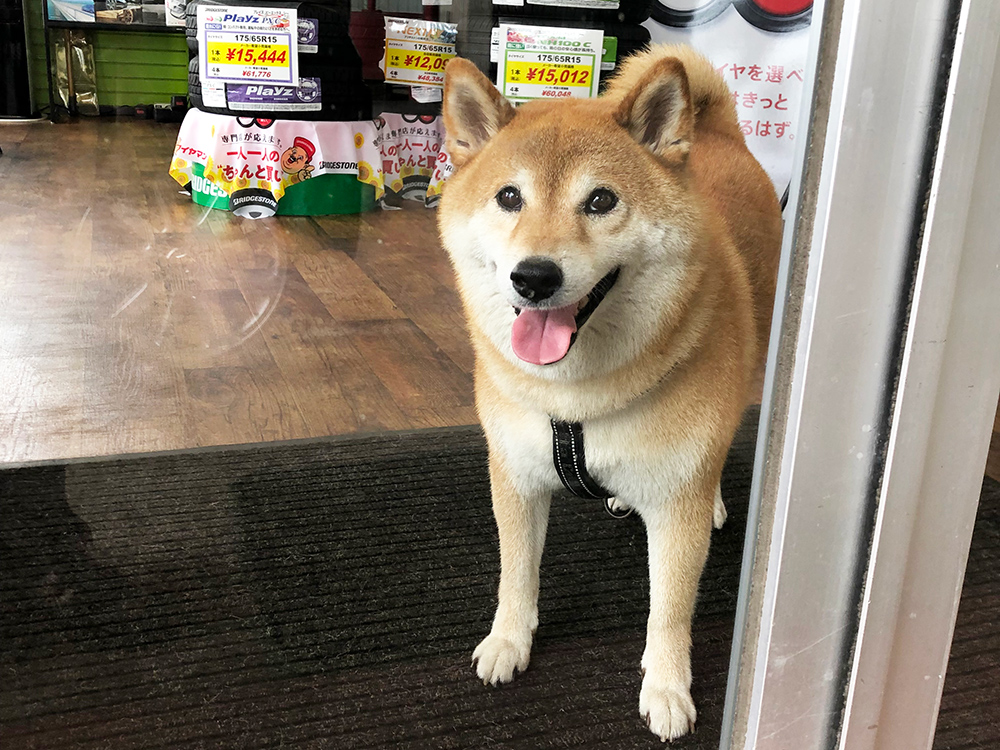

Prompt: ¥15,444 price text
[206,41,291,69]
[227,47,287,65]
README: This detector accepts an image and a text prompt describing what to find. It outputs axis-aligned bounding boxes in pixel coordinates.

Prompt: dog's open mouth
[511,268,620,366]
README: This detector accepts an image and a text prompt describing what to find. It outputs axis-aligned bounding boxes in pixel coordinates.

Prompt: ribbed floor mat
[0,410,758,749]
[7,408,994,749]
[933,475,1000,750]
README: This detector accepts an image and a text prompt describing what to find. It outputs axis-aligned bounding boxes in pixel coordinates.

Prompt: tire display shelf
[169,108,453,218]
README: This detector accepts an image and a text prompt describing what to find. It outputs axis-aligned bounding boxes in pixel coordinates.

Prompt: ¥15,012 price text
[527,67,589,85]
[508,64,591,87]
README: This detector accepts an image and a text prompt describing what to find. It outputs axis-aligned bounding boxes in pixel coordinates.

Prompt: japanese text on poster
[372,114,453,206]
[716,61,801,140]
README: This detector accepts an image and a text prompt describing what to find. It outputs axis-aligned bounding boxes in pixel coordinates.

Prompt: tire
[604,23,652,64]
[185,2,199,52]
[733,0,812,32]
[463,15,497,33]
[188,59,371,121]
[458,40,493,54]
[186,0,352,56]
[497,0,653,25]
[188,56,202,96]
[650,0,731,28]
[604,23,653,41]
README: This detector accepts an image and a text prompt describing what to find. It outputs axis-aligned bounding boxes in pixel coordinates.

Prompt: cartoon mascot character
[280,136,316,185]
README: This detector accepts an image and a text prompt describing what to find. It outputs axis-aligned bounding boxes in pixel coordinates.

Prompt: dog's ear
[443,58,516,168]
[613,58,693,165]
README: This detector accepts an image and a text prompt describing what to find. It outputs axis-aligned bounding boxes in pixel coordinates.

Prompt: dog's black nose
[511,258,563,302]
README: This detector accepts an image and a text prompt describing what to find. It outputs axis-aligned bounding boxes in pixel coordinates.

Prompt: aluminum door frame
[719,1,1000,749]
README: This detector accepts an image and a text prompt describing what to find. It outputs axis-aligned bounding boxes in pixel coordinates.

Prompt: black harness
[540,266,631,518]
[550,419,632,518]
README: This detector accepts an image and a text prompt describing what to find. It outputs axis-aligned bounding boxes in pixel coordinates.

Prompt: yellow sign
[385,49,452,74]
[504,60,593,89]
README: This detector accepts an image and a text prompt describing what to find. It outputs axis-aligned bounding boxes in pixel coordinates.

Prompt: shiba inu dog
[437,44,782,741]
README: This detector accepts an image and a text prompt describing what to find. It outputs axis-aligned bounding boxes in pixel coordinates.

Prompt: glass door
[720,1,1000,748]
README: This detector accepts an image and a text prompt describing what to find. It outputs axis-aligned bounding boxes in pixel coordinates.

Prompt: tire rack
[43,16,183,120]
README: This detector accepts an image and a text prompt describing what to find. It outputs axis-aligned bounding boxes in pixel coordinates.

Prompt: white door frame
[720,1,1000,748]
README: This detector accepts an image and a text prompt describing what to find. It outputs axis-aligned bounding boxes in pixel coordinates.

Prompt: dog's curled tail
[605,44,743,141]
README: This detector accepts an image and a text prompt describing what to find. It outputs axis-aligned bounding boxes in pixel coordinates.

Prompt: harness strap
[551,419,612,500]
[551,420,631,518]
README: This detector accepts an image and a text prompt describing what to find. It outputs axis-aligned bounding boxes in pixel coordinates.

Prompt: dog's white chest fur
[485,398,703,512]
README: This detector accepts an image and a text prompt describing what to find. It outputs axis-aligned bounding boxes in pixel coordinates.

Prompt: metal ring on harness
[604,497,634,519]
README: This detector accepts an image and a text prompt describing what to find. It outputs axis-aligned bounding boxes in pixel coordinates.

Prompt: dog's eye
[496,186,523,212]
[584,188,618,215]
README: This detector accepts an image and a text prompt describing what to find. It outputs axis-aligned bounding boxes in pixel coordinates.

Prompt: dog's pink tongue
[511,305,578,365]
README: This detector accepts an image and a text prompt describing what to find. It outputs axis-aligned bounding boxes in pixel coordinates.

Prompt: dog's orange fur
[437,44,781,741]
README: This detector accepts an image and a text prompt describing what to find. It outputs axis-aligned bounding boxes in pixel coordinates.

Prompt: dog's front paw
[472,631,531,686]
[639,675,697,742]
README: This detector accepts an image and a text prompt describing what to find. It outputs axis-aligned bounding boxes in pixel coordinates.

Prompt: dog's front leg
[473,451,552,686]
[638,487,713,741]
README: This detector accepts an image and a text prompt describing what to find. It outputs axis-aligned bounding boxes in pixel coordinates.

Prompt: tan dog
[437,44,781,741]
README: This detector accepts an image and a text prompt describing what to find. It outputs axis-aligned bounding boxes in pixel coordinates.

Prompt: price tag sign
[498,25,603,102]
[198,5,298,85]
[505,59,594,88]
[382,17,457,88]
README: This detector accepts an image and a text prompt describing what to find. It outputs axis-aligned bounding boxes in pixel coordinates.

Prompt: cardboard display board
[645,0,814,204]
[169,109,454,218]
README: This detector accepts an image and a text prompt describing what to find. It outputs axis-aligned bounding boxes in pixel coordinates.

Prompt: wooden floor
[0,119,476,464]
[1,118,998,480]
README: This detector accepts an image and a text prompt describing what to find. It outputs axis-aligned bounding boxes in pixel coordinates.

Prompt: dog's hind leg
[472,451,552,686]
[637,483,713,741]
[713,482,727,529]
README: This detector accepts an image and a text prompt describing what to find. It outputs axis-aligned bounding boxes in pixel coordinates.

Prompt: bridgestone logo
[230,189,277,211]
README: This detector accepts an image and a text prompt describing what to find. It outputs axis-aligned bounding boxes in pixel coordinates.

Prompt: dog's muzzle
[510,267,621,366]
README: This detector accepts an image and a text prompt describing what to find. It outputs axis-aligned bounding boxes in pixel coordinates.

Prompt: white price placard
[198,6,299,86]
[497,24,603,102]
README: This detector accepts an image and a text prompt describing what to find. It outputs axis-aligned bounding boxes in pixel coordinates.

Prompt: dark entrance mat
[933,474,1000,750]
[0,408,756,750]
[2,407,995,749]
